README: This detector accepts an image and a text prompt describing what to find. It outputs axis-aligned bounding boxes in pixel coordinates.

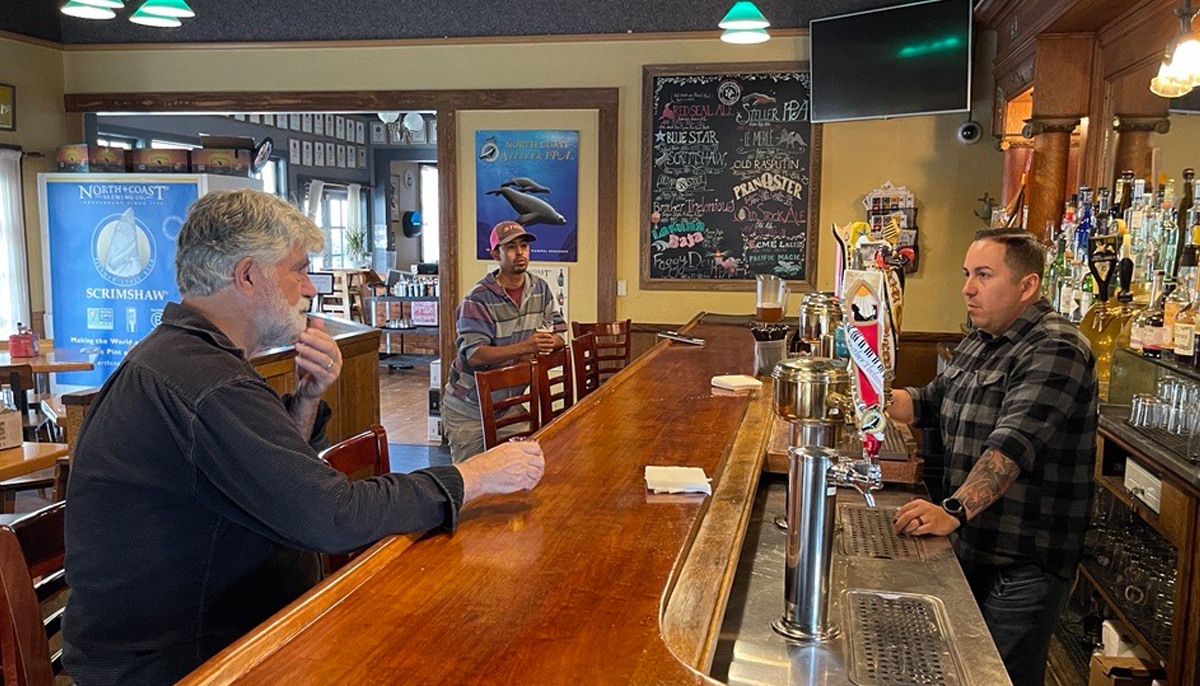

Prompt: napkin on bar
[711,374,763,392]
[644,466,712,495]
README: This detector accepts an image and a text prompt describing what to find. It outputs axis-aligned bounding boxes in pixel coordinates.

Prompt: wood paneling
[176,315,769,685]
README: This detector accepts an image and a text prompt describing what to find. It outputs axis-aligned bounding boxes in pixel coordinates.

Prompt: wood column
[1024,117,1079,240]
[1113,116,1170,184]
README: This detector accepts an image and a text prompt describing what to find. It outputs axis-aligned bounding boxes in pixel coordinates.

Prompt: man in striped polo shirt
[442,221,566,462]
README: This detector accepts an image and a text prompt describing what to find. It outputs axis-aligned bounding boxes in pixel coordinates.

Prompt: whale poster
[640,64,819,291]
[475,130,579,262]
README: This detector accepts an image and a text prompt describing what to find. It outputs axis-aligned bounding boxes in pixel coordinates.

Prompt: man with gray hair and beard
[63,190,544,686]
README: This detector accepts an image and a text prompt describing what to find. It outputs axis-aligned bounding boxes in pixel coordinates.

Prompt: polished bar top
[0,348,96,374]
[180,315,771,685]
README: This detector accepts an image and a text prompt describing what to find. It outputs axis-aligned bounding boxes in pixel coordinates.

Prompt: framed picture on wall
[314,141,325,167]
[355,121,365,144]
[335,116,346,140]
[324,114,335,135]
[323,142,333,165]
[370,122,386,145]
[314,114,324,136]
[233,114,246,121]
[289,114,301,130]
[262,114,275,127]
[358,146,367,169]
[0,84,14,131]
[408,120,427,145]
[429,118,437,145]
[301,114,313,133]
[389,124,405,145]
[249,114,261,124]
[288,138,300,165]
[301,140,313,167]
[337,144,346,168]
[345,121,355,142]
[347,145,356,168]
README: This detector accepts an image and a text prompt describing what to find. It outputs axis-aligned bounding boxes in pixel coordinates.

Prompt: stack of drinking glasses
[1127,373,1200,462]
[1084,487,1177,655]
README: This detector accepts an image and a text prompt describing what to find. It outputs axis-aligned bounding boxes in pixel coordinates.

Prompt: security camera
[956,121,983,145]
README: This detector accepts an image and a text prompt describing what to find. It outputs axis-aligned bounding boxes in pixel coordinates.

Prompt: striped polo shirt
[444,270,565,409]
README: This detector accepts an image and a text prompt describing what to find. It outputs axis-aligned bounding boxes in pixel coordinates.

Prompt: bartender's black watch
[941,497,968,528]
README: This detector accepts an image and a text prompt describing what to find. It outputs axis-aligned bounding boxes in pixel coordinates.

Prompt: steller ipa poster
[475,130,579,262]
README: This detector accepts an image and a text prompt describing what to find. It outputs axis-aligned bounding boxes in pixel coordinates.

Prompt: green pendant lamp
[137,0,195,18]
[72,0,125,8]
[721,28,771,44]
[719,1,770,30]
[61,1,117,19]
[129,5,182,26]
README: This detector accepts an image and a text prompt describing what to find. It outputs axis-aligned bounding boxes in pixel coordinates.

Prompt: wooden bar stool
[571,333,601,401]
[475,360,541,449]
[570,319,632,384]
[535,347,574,423]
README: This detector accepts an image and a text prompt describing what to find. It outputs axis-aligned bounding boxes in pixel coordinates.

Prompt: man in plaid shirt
[890,228,1097,686]
[442,221,566,462]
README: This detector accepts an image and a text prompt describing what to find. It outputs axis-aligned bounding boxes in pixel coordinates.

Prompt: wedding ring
[325,357,334,370]
[915,516,924,527]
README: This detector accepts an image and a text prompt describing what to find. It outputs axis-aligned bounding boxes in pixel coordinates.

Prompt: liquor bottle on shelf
[1095,187,1113,237]
[1131,270,1169,358]
[1080,236,1121,394]
[1159,182,1181,278]
[1074,187,1094,263]
[1165,236,1199,352]
[1176,169,1195,270]
[1127,179,1150,289]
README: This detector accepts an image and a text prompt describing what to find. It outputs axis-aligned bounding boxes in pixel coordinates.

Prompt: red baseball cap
[489,221,537,251]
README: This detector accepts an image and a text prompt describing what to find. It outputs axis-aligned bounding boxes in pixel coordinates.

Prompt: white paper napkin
[711,374,763,392]
[644,465,712,495]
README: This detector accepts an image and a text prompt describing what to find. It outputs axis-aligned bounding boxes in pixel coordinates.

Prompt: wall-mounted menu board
[640,63,820,291]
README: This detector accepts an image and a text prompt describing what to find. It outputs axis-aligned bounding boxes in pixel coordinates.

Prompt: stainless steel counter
[710,476,1010,686]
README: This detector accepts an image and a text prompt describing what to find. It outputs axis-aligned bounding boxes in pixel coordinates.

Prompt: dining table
[0,442,69,482]
[0,347,97,394]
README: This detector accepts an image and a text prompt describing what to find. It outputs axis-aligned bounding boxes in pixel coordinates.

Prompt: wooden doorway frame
[65,88,620,378]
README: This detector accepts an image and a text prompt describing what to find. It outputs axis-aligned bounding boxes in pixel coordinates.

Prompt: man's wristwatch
[941,497,968,528]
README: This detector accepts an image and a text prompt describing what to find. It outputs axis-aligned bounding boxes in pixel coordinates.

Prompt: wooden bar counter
[179,314,771,685]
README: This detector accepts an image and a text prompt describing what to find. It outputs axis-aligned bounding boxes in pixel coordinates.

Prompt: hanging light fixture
[137,0,195,18]
[377,112,402,124]
[1151,0,1200,97]
[73,0,125,8]
[719,1,771,44]
[61,1,118,19]
[129,5,182,26]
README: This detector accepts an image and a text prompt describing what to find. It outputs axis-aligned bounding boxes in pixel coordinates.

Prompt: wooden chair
[570,319,632,384]
[0,501,69,686]
[318,424,391,574]
[0,368,57,513]
[571,333,601,402]
[475,360,541,449]
[535,347,574,423]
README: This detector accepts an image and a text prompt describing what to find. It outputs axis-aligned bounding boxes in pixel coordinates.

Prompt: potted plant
[344,227,369,267]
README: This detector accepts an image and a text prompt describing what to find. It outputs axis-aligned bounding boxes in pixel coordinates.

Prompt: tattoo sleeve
[952,448,1020,520]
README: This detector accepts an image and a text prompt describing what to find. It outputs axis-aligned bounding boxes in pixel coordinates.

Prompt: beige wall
[0,36,67,321]
[457,110,599,325]
[59,33,1001,333]
[1158,112,1200,191]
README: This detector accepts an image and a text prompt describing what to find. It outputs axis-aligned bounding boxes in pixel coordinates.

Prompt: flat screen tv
[810,0,973,123]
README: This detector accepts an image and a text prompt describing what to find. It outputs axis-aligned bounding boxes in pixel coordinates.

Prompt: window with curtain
[420,164,439,264]
[0,149,31,335]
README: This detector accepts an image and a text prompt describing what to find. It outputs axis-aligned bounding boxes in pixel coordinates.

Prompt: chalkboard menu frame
[640,62,821,291]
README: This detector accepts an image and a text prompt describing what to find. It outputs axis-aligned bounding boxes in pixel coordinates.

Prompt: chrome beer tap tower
[768,220,909,642]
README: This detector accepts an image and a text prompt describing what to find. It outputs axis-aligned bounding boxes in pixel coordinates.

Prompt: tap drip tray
[845,590,963,686]
[840,505,924,560]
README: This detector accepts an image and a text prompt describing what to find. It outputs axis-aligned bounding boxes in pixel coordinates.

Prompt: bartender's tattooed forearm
[952,448,1020,520]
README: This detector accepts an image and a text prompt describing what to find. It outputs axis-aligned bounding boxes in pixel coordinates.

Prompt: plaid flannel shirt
[906,299,1097,578]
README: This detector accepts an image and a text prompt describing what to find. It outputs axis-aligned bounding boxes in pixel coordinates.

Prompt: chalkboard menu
[640,63,820,290]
